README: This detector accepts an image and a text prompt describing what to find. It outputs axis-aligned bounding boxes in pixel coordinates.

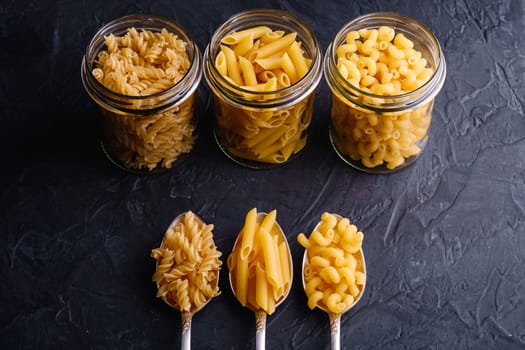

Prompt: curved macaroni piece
[307,291,324,310]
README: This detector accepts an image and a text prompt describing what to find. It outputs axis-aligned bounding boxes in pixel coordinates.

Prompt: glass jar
[324,12,446,173]
[81,14,202,173]
[203,9,322,169]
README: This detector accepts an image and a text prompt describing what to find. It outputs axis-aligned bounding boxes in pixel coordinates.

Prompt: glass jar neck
[80,14,202,116]
[203,9,322,110]
[324,12,447,113]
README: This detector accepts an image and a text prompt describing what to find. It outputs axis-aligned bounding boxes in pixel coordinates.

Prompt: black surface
[2,0,525,349]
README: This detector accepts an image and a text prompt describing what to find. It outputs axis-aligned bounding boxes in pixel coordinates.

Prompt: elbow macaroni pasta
[228,208,292,314]
[151,211,222,313]
[213,26,314,165]
[331,26,435,170]
[298,213,365,314]
[93,27,196,171]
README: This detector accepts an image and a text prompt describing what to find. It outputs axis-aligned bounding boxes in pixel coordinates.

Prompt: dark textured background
[1,0,525,349]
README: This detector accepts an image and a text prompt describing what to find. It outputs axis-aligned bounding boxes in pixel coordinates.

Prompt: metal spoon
[155,211,220,350]
[301,214,366,350]
[229,211,293,350]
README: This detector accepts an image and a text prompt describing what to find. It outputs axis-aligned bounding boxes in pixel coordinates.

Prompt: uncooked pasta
[151,211,222,313]
[92,27,196,171]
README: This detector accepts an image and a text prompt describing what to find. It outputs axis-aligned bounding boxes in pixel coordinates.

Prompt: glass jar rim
[203,8,322,109]
[324,11,446,112]
[81,13,202,114]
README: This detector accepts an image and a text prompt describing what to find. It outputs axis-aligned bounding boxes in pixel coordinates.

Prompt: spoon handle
[181,313,192,350]
[255,310,267,350]
[329,313,341,350]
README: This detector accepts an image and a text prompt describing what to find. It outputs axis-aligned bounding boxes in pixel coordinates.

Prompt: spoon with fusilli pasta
[151,211,222,350]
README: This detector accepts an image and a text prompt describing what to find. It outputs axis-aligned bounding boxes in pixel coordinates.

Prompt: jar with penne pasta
[203,9,322,168]
[81,14,202,173]
[324,12,446,173]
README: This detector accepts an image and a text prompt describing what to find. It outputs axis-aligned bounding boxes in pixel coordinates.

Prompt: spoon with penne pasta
[298,213,366,350]
[228,208,293,350]
[151,211,222,350]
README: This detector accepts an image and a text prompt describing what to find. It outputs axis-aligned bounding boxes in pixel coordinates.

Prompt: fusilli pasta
[151,211,222,313]
[92,27,196,171]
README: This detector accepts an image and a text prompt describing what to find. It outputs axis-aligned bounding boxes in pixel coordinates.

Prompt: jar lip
[325,11,446,110]
[87,47,199,102]
[206,53,314,97]
[83,13,201,101]
[203,8,322,108]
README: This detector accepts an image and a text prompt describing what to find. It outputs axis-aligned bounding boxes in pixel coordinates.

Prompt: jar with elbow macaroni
[81,14,202,173]
[324,12,446,173]
[204,9,322,169]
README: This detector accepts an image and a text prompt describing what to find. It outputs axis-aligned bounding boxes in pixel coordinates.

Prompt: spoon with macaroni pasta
[228,208,293,350]
[151,211,222,350]
[298,212,366,350]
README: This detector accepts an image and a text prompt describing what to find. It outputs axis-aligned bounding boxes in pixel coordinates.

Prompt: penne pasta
[281,52,298,83]
[215,51,228,76]
[278,242,291,296]
[221,45,243,85]
[239,56,258,86]
[287,41,309,79]
[233,33,255,57]
[221,26,271,45]
[212,25,316,165]
[255,263,269,312]
[258,226,282,288]
[255,55,284,71]
[240,208,258,260]
[236,250,249,306]
[228,208,292,315]
[261,30,285,43]
[256,32,297,59]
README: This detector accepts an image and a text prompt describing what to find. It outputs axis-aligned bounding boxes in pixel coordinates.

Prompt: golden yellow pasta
[298,213,365,314]
[229,208,292,314]
[331,25,435,170]
[213,26,314,165]
[92,27,196,171]
[151,211,222,313]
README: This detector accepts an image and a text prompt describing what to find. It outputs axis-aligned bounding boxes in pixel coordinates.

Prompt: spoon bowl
[229,210,293,350]
[301,214,366,350]
[154,211,220,350]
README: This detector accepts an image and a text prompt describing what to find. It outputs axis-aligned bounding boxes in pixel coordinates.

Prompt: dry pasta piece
[151,211,222,313]
[331,25,435,170]
[228,208,292,314]
[239,208,258,260]
[213,26,314,164]
[298,213,365,314]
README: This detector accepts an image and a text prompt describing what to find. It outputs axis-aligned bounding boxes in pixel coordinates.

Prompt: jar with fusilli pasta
[203,9,322,169]
[81,14,202,173]
[324,12,446,173]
